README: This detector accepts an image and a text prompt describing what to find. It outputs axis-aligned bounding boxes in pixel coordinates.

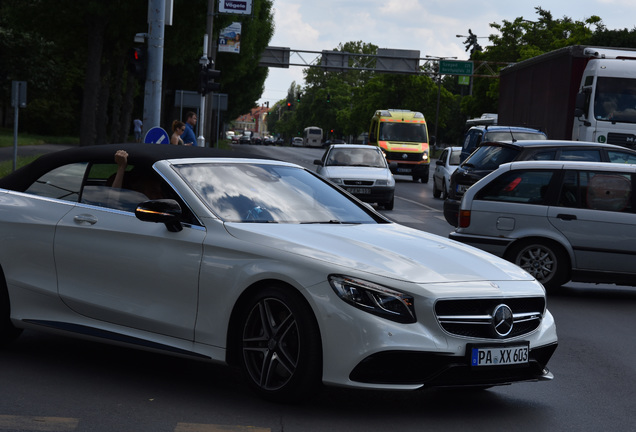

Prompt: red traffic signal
[128,47,147,79]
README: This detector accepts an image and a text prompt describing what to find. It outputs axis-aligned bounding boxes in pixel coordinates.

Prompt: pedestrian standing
[133,118,143,143]
[181,111,198,146]
[171,121,186,146]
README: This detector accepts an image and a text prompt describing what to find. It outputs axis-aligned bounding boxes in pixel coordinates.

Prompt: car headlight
[376,179,388,186]
[328,275,416,323]
[422,151,429,161]
[329,178,343,185]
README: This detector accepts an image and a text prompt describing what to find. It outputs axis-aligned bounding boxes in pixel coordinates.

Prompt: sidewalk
[0,144,75,162]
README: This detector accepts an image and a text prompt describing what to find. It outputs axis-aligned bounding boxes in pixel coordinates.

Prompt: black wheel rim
[242,298,300,391]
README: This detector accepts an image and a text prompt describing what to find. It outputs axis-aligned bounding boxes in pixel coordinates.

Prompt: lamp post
[425,55,457,145]
[456,31,488,55]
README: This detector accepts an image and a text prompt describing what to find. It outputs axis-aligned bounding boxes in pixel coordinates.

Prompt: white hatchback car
[450,160,636,290]
[315,144,396,209]
[433,146,461,199]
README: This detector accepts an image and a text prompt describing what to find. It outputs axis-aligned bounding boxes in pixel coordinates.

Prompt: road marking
[175,424,270,432]
[0,417,271,432]
[395,195,441,212]
[0,415,79,431]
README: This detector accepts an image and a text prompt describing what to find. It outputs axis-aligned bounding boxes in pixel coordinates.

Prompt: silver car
[315,144,396,209]
[433,146,461,199]
[450,160,636,290]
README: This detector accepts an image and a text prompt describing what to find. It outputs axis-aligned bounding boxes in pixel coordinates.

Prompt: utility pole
[197,34,209,147]
[204,0,216,147]
[143,0,166,130]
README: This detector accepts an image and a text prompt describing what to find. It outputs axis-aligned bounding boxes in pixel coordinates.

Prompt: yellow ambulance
[368,109,432,183]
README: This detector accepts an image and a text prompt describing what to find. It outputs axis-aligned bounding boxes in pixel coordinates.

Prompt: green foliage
[461,7,604,119]
[0,0,274,143]
[588,27,636,47]
[0,156,39,178]
[269,41,460,144]
[2,3,629,147]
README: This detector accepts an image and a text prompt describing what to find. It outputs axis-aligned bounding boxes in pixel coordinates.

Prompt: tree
[588,26,636,47]
[462,7,603,119]
[0,0,274,145]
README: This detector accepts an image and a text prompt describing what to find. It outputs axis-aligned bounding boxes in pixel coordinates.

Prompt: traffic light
[326,93,331,103]
[287,102,292,110]
[198,64,221,95]
[128,46,147,79]
[296,92,302,103]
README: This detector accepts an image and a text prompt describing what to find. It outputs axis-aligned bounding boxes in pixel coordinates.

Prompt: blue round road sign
[144,127,170,144]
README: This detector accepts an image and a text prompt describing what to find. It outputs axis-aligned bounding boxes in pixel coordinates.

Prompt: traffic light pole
[143,0,166,131]
[197,35,209,147]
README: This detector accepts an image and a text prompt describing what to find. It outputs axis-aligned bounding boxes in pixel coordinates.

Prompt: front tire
[506,240,569,290]
[239,285,322,402]
[441,182,448,200]
[432,181,441,198]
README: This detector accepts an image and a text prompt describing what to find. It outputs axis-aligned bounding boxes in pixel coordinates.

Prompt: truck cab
[573,47,636,147]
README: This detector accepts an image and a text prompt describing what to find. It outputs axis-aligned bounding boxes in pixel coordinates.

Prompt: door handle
[556,213,577,221]
[73,214,98,225]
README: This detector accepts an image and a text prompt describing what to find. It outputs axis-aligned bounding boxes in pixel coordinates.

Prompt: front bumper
[344,186,394,204]
[314,276,558,391]
[350,343,557,387]
[390,163,429,177]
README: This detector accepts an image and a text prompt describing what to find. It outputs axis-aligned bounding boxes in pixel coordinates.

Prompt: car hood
[223,222,532,285]
[319,166,393,180]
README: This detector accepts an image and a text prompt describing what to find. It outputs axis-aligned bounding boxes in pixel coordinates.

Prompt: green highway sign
[439,60,473,76]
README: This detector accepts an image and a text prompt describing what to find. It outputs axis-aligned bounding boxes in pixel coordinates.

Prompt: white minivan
[450,160,636,290]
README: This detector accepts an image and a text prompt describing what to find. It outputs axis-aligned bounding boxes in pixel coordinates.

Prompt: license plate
[470,344,529,367]
[347,188,371,194]
[457,184,470,194]
[397,168,412,173]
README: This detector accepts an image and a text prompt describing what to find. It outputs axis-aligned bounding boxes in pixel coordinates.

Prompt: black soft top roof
[0,143,270,191]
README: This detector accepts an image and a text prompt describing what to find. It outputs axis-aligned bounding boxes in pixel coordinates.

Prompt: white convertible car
[0,144,557,401]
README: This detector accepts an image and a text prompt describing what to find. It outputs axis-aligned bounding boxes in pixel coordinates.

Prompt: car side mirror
[313,159,323,166]
[135,199,183,232]
[436,159,444,166]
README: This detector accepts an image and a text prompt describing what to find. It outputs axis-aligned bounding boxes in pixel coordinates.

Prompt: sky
[254,0,636,107]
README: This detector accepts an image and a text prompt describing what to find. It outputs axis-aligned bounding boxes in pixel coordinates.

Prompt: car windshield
[175,162,380,224]
[594,77,636,123]
[379,122,428,142]
[484,131,547,141]
[462,145,521,170]
[326,148,387,168]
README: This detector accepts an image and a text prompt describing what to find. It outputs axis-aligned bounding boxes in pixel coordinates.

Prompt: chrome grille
[434,297,545,339]
[343,180,374,186]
